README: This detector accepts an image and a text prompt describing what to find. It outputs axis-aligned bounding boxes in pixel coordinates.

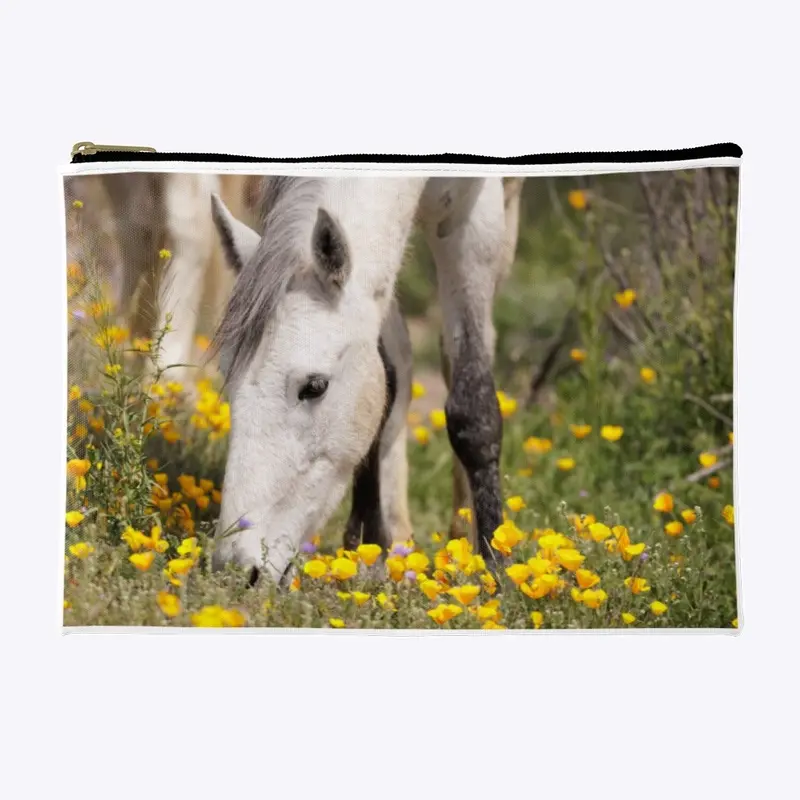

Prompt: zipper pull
[71,141,157,158]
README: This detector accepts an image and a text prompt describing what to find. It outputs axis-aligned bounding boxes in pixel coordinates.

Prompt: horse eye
[298,375,329,401]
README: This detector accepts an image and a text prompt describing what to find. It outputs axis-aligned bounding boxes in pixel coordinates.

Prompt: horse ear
[211,193,260,273]
[312,208,350,288]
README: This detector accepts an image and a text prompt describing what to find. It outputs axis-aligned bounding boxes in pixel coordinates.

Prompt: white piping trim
[60,156,741,179]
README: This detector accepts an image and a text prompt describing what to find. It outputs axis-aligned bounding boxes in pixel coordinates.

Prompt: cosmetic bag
[61,142,741,631]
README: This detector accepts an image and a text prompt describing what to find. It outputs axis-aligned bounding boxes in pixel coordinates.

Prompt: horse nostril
[248,566,260,587]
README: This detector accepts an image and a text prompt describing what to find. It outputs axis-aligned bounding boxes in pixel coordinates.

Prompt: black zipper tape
[71,143,742,165]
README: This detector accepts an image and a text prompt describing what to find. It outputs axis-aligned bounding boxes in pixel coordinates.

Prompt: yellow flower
[569,423,592,440]
[588,522,612,542]
[356,543,382,566]
[523,436,552,455]
[480,571,497,595]
[376,592,395,611]
[567,189,587,210]
[728,431,734,445]
[65,511,84,528]
[530,611,544,629]
[555,548,585,572]
[537,532,573,559]
[403,552,427,574]
[600,425,624,442]
[129,551,155,571]
[708,476,720,489]
[653,492,674,513]
[481,620,507,630]
[496,391,517,418]
[412,426,430,446]
[624,576,651,594]
[159,248,172,259]
[699,451,717,468]
[457,507,473,524]
[427,604,463,624]
[328,618,345,628]
[351,592,370,606]
[93,325,128,347]
[491,520,525,555]
[303,559,328,579]
[522,574,559,599]
[505,564,532,586]
[68,385,82,401]
[722,504,735,525]
[411,381,426,399]
[732,618,738,628]
[156,591,181,618]
[420,579,444,601]
[581,588,608,609]
[68,542,94,559]
[517,467,533,478]
[623,542,646,560]
[104,363,122,376]
[167,557,194,576]
[448,585,481,605]
[527,555,555,577]
[621,612,636,625]
[386,555,406,582]
[640,366,657,384]
[570,348,587,363]
[681,509,697,524]
[431,532,443,543]
[66,458,90,478]
[132,337,152,352]
[614,288,637,308]
[121,526,149,551]
[72,199,84,209]
[177,537,202,560]
[429,409,447,431]
[506,495,526,512]
[664,521,684,537]
[649,601,668,616]
[556,456,576,471]
[576,569,600,589]
[190,605,245,627]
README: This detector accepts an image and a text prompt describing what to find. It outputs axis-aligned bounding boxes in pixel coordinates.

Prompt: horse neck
[319,178,427,308]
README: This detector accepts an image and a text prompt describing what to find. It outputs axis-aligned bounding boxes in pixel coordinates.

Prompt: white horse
[210,176,523,582]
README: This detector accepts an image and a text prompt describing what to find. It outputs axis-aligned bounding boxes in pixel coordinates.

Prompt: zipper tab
[71,141,157,158]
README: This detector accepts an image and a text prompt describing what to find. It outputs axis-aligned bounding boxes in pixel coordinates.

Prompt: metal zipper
[70,141,742,165]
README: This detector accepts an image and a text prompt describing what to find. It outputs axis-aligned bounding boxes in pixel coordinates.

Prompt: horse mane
[212,176,322,386]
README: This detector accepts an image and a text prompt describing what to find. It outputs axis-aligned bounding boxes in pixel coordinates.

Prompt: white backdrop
[0,1,796,797]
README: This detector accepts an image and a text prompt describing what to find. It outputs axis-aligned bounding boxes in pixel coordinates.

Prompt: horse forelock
[212,177,322,387]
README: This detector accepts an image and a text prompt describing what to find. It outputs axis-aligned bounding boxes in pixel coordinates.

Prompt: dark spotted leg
[422,177,507,562]
[445,326,504,562]
[343,338,398,551]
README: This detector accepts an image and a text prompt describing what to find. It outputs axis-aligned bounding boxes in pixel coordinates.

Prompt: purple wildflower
[300,541,317,554]
[391,544,413,557]
[640,552,649,563]
[72,309,87,320]
[404,570,417,581]
[238,516,253,530]
[579,489,590,498]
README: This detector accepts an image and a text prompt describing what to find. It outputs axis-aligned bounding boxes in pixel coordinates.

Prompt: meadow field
[63,168,738,630]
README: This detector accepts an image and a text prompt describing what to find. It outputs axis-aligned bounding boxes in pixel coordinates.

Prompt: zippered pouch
[61,143,741,632]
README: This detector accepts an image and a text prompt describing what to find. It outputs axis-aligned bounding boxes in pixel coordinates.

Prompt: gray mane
[212,176,322,386]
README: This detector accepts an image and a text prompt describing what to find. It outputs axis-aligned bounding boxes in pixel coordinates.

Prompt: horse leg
[343,299,413,550]
[158,174,220,380]
[423,177,506,561]
[343,337,398,551]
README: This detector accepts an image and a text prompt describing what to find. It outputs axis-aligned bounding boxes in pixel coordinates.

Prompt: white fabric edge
[60,156,741,178]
